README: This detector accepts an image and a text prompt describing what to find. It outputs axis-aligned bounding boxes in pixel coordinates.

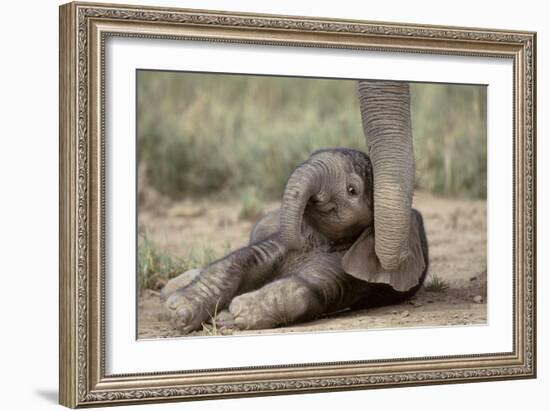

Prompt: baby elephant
[162,148,429,333]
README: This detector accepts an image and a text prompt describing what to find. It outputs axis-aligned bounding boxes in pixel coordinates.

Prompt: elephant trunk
[280,162,324,250]
[358,80,415,271]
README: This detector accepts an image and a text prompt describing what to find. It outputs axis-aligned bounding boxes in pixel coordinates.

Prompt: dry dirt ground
[137,191,487,339]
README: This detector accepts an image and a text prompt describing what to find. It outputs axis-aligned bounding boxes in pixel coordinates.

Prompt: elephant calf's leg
[228,255,357,330]
[228,276,325,330]
[160,268,201,301]
[166,236,285,333]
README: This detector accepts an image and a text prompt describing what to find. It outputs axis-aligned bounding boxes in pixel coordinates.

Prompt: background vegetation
[137,71,487,202]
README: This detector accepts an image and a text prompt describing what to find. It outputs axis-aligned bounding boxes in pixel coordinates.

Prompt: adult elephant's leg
[165,235,285,333]
[227,254,355,330]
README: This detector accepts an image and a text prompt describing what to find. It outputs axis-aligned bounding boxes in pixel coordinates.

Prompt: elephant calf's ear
[343,211,429,292]
[341,227,378,281]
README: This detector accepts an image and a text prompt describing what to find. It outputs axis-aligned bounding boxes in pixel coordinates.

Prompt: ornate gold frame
[59,1,536,408]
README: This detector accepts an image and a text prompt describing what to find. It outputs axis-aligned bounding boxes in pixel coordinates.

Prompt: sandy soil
[137,191,487,339]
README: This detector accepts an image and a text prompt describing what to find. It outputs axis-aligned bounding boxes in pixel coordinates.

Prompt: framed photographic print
[59,1,537,408]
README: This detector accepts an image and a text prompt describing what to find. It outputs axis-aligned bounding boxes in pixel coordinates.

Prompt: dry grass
[423,274,450,293]
[137,234,223,291]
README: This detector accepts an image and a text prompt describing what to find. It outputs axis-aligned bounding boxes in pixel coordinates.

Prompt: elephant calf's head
[280,148,374,248]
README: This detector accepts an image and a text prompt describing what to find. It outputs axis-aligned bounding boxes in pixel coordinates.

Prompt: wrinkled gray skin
[162,80,426,333]
[357,80,416,270]
[162,148,429,333]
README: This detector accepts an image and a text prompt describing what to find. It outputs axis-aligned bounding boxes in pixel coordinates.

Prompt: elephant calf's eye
[347,185,357,196]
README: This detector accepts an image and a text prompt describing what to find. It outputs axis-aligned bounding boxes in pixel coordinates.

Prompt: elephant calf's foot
[164,263,240,334]
[165,288,212,334]
[228,293,278,330]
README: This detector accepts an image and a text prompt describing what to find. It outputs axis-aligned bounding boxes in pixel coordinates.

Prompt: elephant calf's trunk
[280,163,323,250]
